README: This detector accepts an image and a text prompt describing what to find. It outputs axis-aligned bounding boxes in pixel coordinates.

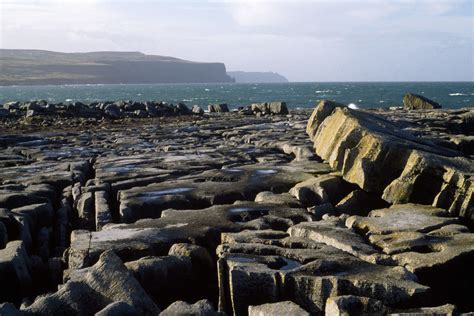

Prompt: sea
[0,82,473,109]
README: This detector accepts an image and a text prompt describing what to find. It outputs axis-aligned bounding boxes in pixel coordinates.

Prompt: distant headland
[0,49,236,85]
[228,71,288,83]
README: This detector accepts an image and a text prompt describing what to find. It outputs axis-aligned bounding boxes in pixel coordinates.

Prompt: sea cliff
[0,50,234,85]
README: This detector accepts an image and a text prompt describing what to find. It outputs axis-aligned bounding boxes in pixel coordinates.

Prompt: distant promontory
[0,49,234,85]
[227,71,288,83]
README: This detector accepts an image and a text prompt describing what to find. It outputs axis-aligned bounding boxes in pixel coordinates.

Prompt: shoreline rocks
[403,93,442,110]
[0,98,473,314]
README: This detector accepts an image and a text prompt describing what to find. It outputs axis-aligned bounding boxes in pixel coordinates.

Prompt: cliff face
[0,49,234,85]
[227,71,288,83]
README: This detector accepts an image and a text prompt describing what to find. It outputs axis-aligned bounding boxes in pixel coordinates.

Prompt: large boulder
[251,102,289,115]
[403,93,442,110]
[192,105,205,115]
[306,101,474,222]
[208,103,229,113]
[27,251,160,315]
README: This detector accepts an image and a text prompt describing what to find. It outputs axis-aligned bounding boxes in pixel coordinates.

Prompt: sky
[1,0,473,82]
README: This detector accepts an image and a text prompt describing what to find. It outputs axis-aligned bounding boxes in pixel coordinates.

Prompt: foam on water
[348,103,359,109]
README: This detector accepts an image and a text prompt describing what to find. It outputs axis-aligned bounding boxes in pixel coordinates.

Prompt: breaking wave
[348,103,359,109]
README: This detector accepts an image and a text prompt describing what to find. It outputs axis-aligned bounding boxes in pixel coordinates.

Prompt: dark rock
[24,281,106,315]
[125,102,146,112]
[0,303,23,315]
[335,189,390,216]
[176,103,192,115]
[0,108,10,118]
[35,227,51,259]
[0,241,32,305]
[103,104,121,119]
[125,255,193,306]
[403,93,442,110]
[0,222,7,249]
[133,110,148,118]
[145,104,159,117]
[3,101,20,110]
[289,174,355,207]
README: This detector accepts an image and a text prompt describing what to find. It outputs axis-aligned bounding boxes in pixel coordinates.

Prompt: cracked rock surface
[0,104,473,315]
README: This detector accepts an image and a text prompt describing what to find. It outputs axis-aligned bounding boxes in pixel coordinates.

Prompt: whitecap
[204,88,210,91]
[379,100,385,103]
[348,103,359,109]
[449,93,466,96]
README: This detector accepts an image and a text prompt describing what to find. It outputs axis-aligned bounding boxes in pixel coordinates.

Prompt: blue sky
[1,0,473,81]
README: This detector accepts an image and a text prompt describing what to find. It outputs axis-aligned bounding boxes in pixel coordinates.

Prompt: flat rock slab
[118,164,317,223]
[217,231,428,315]
[288,218,390,264]
[347,204,458,235]
[249,301,310,316]
[68,202,312,269]
[347,204,474,311]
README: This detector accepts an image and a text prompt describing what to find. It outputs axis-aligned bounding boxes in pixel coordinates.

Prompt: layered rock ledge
[307,101,474,222]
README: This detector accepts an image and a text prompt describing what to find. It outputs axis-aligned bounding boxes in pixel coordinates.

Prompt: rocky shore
[0,97,473,315]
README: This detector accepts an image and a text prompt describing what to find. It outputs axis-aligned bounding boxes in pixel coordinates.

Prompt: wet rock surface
[0,102,473,315]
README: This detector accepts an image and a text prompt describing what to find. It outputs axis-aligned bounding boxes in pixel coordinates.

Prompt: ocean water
[0,82,473,109]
